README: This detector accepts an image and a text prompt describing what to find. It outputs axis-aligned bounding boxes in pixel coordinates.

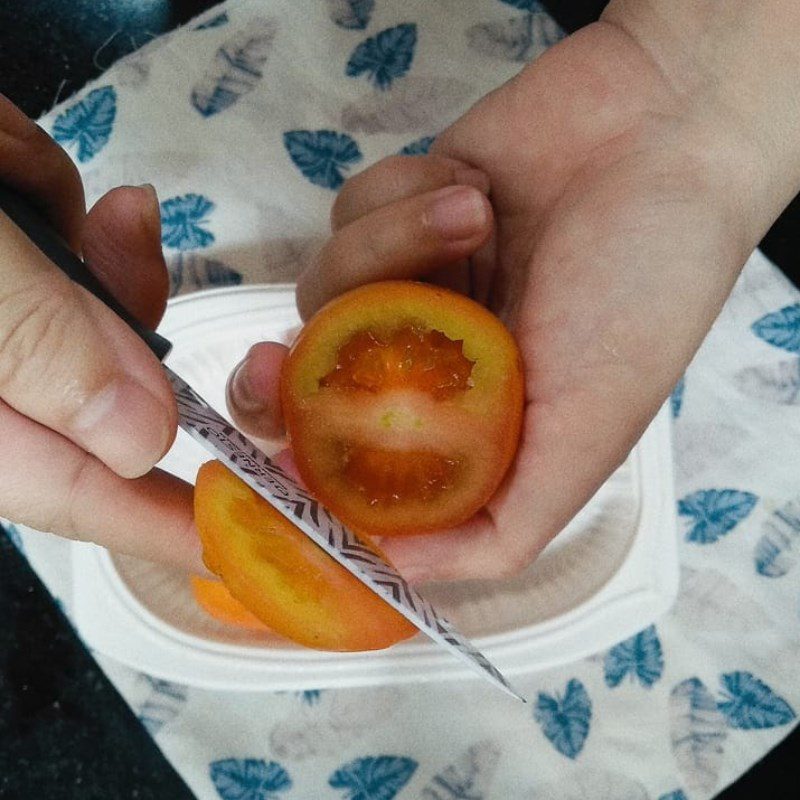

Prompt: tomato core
[317,323,474,507]
[319,324,474,400]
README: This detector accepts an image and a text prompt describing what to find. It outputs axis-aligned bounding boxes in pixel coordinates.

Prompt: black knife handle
[0,184,172,361]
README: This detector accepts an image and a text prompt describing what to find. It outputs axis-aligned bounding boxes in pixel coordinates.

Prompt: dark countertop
[0,2,796,798]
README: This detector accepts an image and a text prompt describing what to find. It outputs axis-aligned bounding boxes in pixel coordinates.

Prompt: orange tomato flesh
[194,460,417,651]
[282,281,524,536]
[190,575,270,632]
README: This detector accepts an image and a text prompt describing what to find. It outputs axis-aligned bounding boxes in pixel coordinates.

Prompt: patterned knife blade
[167,367,525,702]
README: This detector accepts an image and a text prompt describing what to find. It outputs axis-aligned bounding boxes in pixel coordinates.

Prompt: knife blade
[0,184,525,702]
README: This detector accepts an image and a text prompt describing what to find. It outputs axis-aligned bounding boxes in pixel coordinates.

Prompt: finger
[0,399,206,574]
[0,212,176,479]
[82,185,170,330]
[297,185,492,319]
[332,154,490,231]
[0,93,85,251]
[226,341,288,440]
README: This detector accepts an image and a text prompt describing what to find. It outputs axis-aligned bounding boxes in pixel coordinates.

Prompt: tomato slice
[281,281,524,536]
[190,575,270,632]
[194,460,417,651]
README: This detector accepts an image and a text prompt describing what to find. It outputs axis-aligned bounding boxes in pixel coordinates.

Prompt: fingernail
[72,379,174,479]
[453,168,491,195]
[427,185,488,241]
[0,93,39,139]
[228,357,266,415]
[135,183,161,231]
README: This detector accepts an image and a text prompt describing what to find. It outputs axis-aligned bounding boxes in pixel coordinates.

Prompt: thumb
[0,209,176,479]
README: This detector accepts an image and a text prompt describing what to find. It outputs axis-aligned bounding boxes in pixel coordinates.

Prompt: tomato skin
[194,460,417,651]
[281,281,524,536]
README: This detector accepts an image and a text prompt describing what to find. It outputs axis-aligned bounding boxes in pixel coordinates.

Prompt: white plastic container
[71,286,679,691]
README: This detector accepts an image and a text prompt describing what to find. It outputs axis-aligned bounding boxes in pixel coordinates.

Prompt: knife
[0,184,524,702]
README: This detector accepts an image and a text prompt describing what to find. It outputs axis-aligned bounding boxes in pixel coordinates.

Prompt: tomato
[190,575,270,632]
[281,281,524,536]
[194,460,417,651]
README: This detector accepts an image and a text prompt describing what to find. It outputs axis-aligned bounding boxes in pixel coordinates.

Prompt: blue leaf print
[421,740,500,800]
[533,679,592,759]
[399,135,436,156]
[4,523,23,553]
[754,498,800,577]
[210,759,291,800]
[658,792,688,800]
[669,678,727,794]
[329,0,374,30]
[499,0,542,9]
[678,489,758,544]
[751,304,800,353]
[329,756,417,800]
[346,23,417,90]
[717,672,796,730]
[604,625,664,689]
[671,376,685,418]
[52,86,116,163]
[283,130,362,190]
[168,255,241,296]
[137,675,188,736]
[735,359,800,405]
[160,194,215,251]
[467,12,562,63]
[195,12,229,29]
[191,20,276,117]
[297,689,323,705]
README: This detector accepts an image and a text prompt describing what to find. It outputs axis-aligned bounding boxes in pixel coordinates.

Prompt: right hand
[0,94,203,573]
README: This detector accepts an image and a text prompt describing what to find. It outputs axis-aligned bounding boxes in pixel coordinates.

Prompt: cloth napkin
[11,1,800,798]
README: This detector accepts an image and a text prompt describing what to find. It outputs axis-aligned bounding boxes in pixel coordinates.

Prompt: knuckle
[0,278,84,394]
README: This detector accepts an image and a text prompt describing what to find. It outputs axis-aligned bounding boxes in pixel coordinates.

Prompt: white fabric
[12,1,800,798]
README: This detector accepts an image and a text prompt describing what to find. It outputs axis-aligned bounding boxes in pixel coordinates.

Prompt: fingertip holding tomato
[281,281,524,537]
[193,460,417,650]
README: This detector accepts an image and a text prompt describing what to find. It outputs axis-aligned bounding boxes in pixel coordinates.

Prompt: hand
[229,9,800,583]
[0,94,203,572]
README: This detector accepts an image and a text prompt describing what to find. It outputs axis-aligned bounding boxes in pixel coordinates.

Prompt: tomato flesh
[194,460,417,651]
[282,281,524,536]
[341,443,461,506]
[320,325,474,400]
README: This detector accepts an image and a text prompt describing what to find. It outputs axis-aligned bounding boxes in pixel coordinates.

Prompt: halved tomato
[194,460,417,651]
[281,281,524,536]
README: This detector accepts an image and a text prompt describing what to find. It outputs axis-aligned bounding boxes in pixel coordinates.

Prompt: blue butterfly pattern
[658,792,688,800]
[137,675,188,736]
[346,24,418,89]
[160,194,216,250]
[210,759,291,800]
[717,671,796,730]
[751,304,800,353]
[191,21,276,117]
[329,755,418,800]
[283,130,362,190]
[604,625,664,689]
[297,689,323,705]
[533,678,592,759]
[678,489,758,544]
[754,498,800,577]
[52,86,117,162]
[399,135,436,156]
